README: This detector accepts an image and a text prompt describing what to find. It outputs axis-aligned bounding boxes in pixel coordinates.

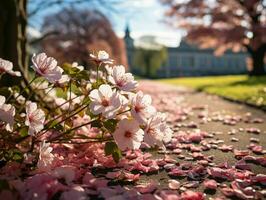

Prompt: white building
[124,26,248,77]
[156,40,248,77]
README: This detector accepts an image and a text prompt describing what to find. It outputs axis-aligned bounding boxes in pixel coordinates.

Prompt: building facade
[156,40,248,77]
[124,26,249,77]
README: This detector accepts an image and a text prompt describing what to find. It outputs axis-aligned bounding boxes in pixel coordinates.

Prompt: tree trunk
[0,0,28,87]
[249,47,265,76]
[17,0,28,78]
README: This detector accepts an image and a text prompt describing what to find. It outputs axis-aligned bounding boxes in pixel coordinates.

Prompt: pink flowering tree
[161,0,266,75]
[0,51,172,167]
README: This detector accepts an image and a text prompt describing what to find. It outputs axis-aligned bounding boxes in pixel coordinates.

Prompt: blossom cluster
[0,51,172,170]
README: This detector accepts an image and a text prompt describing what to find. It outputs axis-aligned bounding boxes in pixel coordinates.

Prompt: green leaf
[112,149,122,163]
[0,87,11,97]
[12,150,23,162]
[90,119,102,128]
[61,63,81,76]
[103,119,118,133]
[104,141,117,156]
[71,84,83,96]
[75,70,90,80]
[104,142,122,163]
[19,127,29,137]
[46,120,64,131]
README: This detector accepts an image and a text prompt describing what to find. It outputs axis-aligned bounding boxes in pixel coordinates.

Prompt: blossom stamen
[124,131,132,138]
[101,99,109,107]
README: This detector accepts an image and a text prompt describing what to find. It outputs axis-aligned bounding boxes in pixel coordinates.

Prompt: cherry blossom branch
[49,137,113,144]
[13,76,37,102]
[46,118,99,142]
[42,100,91,133]
[117,109,131,116]
[53,95,80,110]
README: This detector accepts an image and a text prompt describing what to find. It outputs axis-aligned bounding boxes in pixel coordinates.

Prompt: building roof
[168,40,247,55]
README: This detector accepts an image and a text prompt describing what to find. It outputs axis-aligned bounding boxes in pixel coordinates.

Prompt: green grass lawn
[158,75,266,109]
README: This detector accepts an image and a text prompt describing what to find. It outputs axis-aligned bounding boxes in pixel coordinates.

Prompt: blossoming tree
[161,0,266,75]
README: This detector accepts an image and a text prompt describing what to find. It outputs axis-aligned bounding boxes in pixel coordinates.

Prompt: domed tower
[124,23,134,70]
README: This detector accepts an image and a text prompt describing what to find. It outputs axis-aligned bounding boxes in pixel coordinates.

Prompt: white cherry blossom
[32,81,49,90]
[113,118,144,151]
[108,65,138,91]
[37,141,54,171]
[14,92,26,104]
[25,101,45,135]
[89,70,104,82]
[89,84,121,119]
[0,95,15,131]
[131,91,156,124]
[144,112,173,147]
[31,53,63,83]
[72,62,84,71]
[0,58,21,77]
[90,50,113,64]
[56,74,70,86]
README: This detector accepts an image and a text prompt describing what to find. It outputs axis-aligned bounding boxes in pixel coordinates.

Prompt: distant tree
[0,0,121,86]
[161,0,266,75]
[134,47,167,78]
[41,8,127,68]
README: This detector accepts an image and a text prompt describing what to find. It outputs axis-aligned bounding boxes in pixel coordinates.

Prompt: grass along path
[158,75,266,109]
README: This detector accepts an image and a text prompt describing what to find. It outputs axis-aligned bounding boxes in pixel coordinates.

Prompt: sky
[112,0,184,47]
[28,0,184,47]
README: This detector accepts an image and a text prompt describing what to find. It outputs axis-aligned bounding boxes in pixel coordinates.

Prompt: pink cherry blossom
[25,101,45,135]
[131,91,156,124]
[60,186,86,200]
[246,127,261,134]
[52,165,76,185]
[0,58,21,76]
[0,95,15,131]
[144,112,172,147]
[89,84,121,119]
[221,187,235,197]
[180,190,204,200]
[207,167,234,181]
[158,190,181,200]
[82,172,108,189]
[249,144,263,154]
[251,174,266,185]
[113,119,144,151]
[203,179,218,190]
[188,131,203,143]
[22,174,65,200]
[105,171,121,179]
[123,171,140,182]
[37,141,54,171]
[31,53,63,83]
[168,179,180,190]
[108,65,138,91]
[135,181,158,194]
[235,159,251,170]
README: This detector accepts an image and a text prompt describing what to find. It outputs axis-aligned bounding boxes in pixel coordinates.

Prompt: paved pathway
[138,80,266,198]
